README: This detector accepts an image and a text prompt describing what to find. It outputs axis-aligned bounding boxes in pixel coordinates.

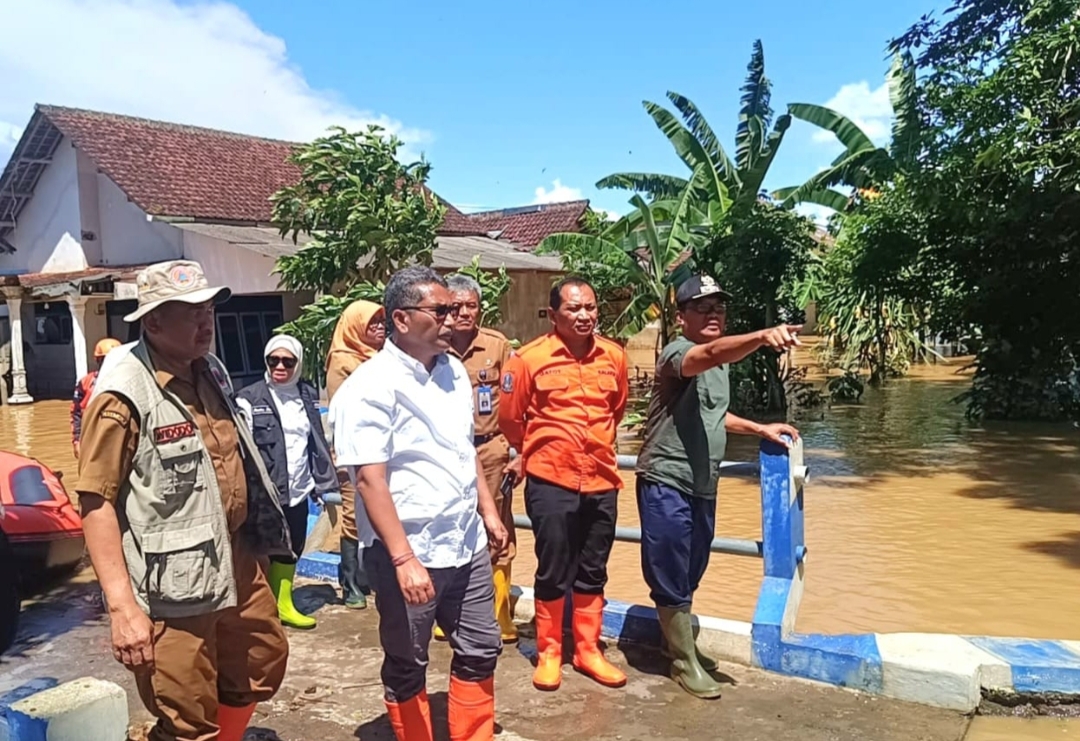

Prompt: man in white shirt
[330,266,509,741]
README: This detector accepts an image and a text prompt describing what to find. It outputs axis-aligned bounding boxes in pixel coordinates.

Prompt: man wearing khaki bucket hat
[76,259,294,741]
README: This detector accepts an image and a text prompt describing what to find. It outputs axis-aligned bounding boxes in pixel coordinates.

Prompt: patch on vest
[154,421,196,444]
[252,404,274,415]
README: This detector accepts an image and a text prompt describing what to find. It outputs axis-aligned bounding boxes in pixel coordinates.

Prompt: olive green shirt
[636,336,730,498]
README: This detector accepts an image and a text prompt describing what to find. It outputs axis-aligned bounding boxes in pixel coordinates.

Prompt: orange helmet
[93,338,122,358]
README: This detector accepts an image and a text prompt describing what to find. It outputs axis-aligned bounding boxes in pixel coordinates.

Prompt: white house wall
[181,230,282,294]
[76,149,104,266]
[0,139,85,275]
[97,174,182,265]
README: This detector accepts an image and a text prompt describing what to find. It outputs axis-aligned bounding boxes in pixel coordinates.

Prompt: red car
[0,452,85,653]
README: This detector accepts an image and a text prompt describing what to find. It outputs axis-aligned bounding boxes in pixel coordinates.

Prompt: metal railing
[320,445,808,564]
[313,428,812,677]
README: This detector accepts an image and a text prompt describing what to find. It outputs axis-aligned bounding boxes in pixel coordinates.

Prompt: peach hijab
[325,300,385,401]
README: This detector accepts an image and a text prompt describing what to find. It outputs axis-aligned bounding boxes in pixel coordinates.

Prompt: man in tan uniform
[77,260,292,741]
[436,273,518,644]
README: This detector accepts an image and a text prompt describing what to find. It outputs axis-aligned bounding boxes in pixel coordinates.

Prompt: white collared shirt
[329,338,486,569]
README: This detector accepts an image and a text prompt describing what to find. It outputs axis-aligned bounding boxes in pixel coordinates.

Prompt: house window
[33,303,72,345]
[213,295,284,389]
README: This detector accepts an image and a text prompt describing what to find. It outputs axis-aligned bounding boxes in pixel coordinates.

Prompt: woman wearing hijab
[237,334,339,629]
[325,300,386,609]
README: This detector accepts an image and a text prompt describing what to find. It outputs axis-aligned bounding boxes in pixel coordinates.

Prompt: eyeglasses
[685,302,728,316]
[266,355,298,369]
[402,303,462,320]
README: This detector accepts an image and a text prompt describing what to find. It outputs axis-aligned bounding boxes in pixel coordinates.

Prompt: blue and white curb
[0,677,128,741]
[302,433,1080,712]
[300,548,1080,712]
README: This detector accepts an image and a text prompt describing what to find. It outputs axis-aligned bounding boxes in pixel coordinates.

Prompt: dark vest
[236,379,338,506]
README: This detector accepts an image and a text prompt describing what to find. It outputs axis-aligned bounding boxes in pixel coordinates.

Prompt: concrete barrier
[1,678,127,741]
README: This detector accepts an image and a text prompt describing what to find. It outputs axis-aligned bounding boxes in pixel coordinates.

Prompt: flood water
[966,717,1080,741]
[4,361,1079,639]
[4,364,1080,740]
[516,360,1080,640]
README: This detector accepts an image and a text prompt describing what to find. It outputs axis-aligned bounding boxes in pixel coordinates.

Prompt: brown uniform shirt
[77,352,249,533]
[450,327,513,440]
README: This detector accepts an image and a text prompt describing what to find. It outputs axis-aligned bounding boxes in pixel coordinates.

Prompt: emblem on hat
[700,275,719,292]
[169,265,196,288]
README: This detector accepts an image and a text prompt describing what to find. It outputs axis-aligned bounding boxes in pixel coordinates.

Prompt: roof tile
[33,105,585,247]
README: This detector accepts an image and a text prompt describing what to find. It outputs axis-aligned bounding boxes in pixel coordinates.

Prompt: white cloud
[0,0,429,165]
[795,202,836,226]
[812,81,892,147]
[532,179,583,204]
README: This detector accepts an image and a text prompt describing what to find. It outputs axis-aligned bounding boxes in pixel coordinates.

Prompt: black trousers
[524,476,618,602]
[272,499,309,565]
[364,541,502,702]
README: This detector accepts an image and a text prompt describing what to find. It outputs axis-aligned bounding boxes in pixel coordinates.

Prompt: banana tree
[537,180,703,349]
[596,41,796,223]
[774,53,919,211]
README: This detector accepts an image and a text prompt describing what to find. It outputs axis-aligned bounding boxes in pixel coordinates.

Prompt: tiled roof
[20,106,585,246]
[444,201,589,248]
[39,105,299,222]
[3,264,146,289]
[172,223,563,271]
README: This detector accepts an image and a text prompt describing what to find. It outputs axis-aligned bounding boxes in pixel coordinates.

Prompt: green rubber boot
[660,629,719,672]
[656,606,722,699]
[268,561,316,629]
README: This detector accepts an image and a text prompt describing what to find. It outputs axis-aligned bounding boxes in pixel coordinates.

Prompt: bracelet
[391,551,415,567]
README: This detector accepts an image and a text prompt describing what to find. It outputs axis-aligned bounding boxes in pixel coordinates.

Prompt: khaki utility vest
[95,341,291,619]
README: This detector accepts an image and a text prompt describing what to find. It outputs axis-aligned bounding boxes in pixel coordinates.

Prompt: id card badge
[477,385,493,415]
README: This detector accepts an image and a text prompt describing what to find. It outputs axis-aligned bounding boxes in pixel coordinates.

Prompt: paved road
[1,572,971,741]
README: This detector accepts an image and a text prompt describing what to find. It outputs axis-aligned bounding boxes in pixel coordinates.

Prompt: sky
[0,0,948,223]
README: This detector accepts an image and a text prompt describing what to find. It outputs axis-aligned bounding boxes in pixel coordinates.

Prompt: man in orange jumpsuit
[71,337,121,458]
[499,277,629,692]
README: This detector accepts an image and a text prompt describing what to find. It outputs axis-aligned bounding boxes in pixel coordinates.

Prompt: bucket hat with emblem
[123,260,231,322]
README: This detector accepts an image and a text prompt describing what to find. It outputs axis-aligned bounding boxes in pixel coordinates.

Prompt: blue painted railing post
[751,436,807,672]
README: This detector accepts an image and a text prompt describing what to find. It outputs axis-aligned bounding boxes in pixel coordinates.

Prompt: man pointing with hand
[330,267,508,741]
[636,274,800,701]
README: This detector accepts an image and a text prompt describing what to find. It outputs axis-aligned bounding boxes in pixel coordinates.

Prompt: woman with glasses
[325,300,387,609]
[237,334,340,629]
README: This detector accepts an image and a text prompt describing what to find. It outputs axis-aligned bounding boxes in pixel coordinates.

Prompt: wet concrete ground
[1,572,972,741]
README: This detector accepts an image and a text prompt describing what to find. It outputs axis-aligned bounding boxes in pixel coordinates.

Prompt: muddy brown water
[8,360,1077,638]
[4,359,1079,740]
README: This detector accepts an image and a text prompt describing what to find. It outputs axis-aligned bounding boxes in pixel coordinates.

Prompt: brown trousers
[135,537,289,741]
[339,467,358,541]
[477,435,515,565]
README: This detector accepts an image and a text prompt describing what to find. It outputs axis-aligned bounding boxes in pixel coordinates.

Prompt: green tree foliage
[796,182,946,385]
[273,126,445,291]
[890,0,1080,420]
[270,126,445,380]
[776,49,941,386]
[596,41,794,223]
[774,52,918,211]
[701,203,816,413]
